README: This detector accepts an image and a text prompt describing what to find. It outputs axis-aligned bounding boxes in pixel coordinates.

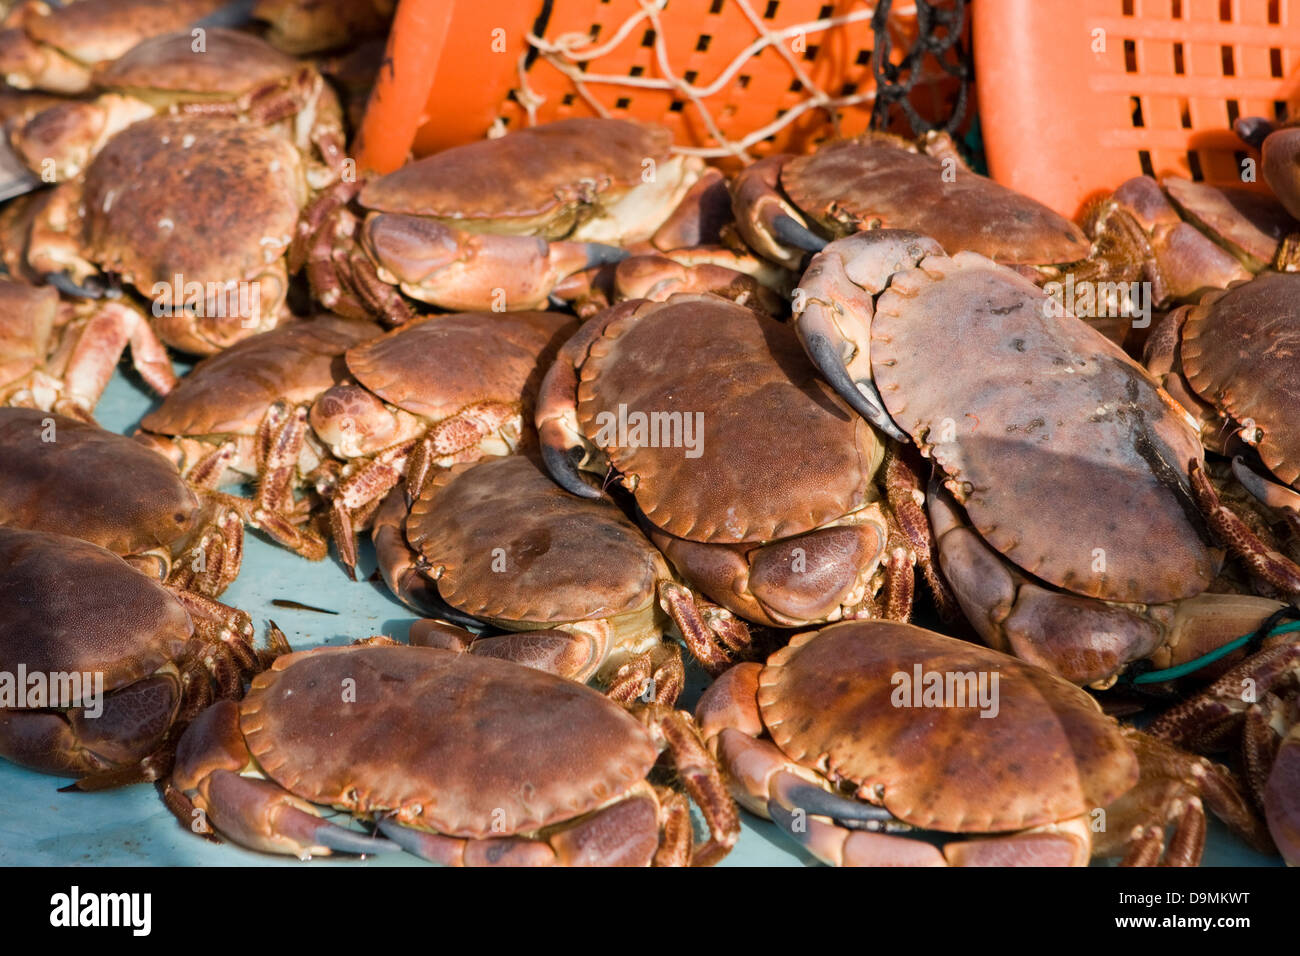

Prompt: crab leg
[58,300,178,417]
[658,580,751,675]
[246,402,328,561]
[1191,461,1300,594]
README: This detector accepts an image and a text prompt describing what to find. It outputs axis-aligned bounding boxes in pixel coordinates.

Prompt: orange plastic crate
[975,0,1300,219]
[355,0,967,174]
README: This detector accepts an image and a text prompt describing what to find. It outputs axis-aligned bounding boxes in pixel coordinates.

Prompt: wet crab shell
[1180,271,1300,488]
[405,455,668,624]
[344,311,577,422]
[82,115,306,301]
[0,408,199,556]
[757,622,1138,832]
[140,315,380,438]
[782,136,1090,266]
[359,118,688,243]
[577,294,883,544]
[0,527,191,706]
[237,644,659,839]
[870,251,1217,604]
[0,279,56,387]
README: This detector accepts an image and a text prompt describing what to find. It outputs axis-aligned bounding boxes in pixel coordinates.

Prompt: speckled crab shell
[576,294,883,544]
[1180,271,1300,488]
[0,527,192,701]
[90,28,305,101]
[870,251,1217,605]
[82,114,306,296]
[782,134,1089,266]
[406,454,668,625]
[344,311,577,421]
[0,408,199,557]
[758,621,1138,832]
[239,643,659,840]
[140,315,380,437]
[358,118,681,241]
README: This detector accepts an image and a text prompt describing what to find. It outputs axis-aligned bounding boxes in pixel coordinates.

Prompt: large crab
[296,118,704,322]
[9,28,345,187]
[795,230,1288,686]
[537,293,939,629]
[729,131,1091,273]
[0,526,267,788]
[376,454,752,693]
[28,113,308,353]
[0,407,243,597]
[307,310,578,575]
[166,642,739,865]
[697,620,1267,866]
[137,314,382,561]
[0,0,232,94]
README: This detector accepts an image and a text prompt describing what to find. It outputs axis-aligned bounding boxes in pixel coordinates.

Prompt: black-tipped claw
[582,243,630,268]
[196,0,258,28]
[45,271,107,300]
[415,587,491,633]
[1234,116,1276,150]
[771,774,899,828]
[542,442,602,500]
[803,332,909,442]
[773,214,828,253]
[313,822,400,855]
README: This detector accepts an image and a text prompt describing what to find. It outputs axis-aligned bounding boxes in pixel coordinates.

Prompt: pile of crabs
[1,0,1299,869]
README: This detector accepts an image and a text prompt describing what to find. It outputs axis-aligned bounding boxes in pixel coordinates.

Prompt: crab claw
[1234,116,1276,150]
[541,442,602,500]
[772,214,828,253]
[44,271,109,300]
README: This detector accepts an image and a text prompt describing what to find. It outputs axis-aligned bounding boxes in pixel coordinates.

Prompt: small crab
[0,407,244,597]
[296,117,703,322]
[166,642,739,865]
[377,454,752,692]
[28,114,308,353]
[308,310,578,575]
[696,620,1264,866]
[9,28,345,186]
[796,230,1290,685]
[0,526,266,788]
[0,0,232,94]
[137,314,382,561]
[729,131,1091,272]
[537,293,937,628]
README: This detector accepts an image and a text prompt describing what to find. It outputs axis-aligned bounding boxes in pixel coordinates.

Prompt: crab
[165,642,739,865]
[537,293,939,629]
[307,310,578,575]
[0,526,268,788]
[295,117,704,322]
[1234,115,1300,264]
[8,28,345,187]
[376,454,752,695]
[0,407,243,597]
[1148,628,1300,864]
[27,113,308,354]
[0,0,232,94]
[137,314,382,561]
[729,131,1091,273]
[696,620,1266,866]
[251,0,395,55]
[795,230,1290,685]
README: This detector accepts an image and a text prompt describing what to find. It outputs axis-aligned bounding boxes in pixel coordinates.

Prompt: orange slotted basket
[975,0,1300,219]
[355,0,968,174]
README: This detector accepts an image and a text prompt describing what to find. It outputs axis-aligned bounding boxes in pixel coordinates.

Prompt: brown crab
[252,0,395,55]
[0,407,243,596]
[28,113,307,353]
[296,118,703,322]
[308,310,578,575]
[795,230,1287,685]
[537,293,938,629]
[137,314,382,561]
[0,526,266,788]
[697,620,1265,866]
[166,642,739,865]
[9,28,345,187]
[377,454,751,693]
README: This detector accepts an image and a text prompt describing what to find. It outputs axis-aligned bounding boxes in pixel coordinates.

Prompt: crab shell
[703,621,1138,838]
[781,134,1090,266]
[0,526,192,775]
[868,249,1217,604]
[407,454,671,632]
[82,115,307,353]
[1177,271,1300,489]
[359,118,699,245]
[211,643,661,843]
[0,0,231,93]
[252,0,395,55]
